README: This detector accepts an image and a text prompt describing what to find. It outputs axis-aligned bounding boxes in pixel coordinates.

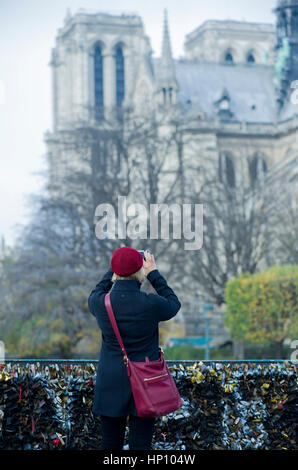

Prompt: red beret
[111,246,143,276]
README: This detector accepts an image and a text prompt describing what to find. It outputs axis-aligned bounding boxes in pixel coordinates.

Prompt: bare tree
[2,102,294,357]
[184,156,278,306]
[264,167,298,266]
[0,107,192,356]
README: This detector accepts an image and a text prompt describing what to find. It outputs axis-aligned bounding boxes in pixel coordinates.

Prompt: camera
[139,250,150,261]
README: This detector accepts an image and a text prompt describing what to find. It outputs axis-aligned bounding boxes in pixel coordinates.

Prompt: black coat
[87,268,181,417]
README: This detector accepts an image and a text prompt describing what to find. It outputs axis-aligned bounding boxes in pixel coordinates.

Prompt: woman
[88,246,181,450]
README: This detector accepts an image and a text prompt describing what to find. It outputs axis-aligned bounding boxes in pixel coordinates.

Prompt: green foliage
[3,314,101,359]
[163,345,237,360]
[0,244,104,358]
[224,264,298,354]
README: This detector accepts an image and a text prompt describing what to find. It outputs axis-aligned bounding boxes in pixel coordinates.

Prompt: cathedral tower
[48,9,152,130]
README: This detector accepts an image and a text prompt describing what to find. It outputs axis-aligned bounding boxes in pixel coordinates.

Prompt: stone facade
[184,19,276,65]
[44,3,298,340]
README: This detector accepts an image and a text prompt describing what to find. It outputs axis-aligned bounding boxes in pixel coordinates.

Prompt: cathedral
[45,0,297,194]
[44,1,297,338]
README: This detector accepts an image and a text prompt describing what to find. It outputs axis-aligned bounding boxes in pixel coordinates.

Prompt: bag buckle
[123,355,129,366]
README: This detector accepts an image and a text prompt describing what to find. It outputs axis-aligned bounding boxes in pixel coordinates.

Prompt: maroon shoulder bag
[104,292,182,418]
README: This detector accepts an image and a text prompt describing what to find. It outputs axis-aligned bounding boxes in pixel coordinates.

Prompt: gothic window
[225,51,234,63]
[169,87,173,104]
[247,53,255,63]
[278,11,287,37]
[94,44,104,121]
[226,155,235,187]
[91,138,106,177]
[249,155,267,186]
[291,9,298,36]
[215,88,233,120]
[162,87,166,104]
[115,45,125,109]
[219,153,235,188]
[116,141,122,172]
[219,97,229,110]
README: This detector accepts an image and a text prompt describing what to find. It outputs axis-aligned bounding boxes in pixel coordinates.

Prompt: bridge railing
[0,359,297,451]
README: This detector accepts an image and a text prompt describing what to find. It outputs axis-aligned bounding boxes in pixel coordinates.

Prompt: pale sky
[0,0,276,248]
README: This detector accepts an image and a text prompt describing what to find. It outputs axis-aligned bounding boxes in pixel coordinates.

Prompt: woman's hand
[143,251,157,277]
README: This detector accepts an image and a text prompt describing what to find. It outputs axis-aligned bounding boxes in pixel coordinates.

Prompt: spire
[160,9,176,84]
[64,7,71,24]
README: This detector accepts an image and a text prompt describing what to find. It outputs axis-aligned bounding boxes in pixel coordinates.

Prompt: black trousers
[99,414,155,450]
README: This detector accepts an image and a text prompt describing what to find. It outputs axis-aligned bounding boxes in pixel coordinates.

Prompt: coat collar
[111,280,141,291]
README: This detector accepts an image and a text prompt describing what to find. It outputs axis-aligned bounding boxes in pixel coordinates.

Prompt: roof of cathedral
[153,58,298,123]
[175,61,279,122]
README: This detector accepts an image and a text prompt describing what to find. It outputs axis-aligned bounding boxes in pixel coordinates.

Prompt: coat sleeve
[88,267,113,317]
[146,269,181,322]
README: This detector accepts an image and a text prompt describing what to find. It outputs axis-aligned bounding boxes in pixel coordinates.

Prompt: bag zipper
[144,373,168,381]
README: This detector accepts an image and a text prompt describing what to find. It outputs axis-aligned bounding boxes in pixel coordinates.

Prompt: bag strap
[104,293,130,369]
